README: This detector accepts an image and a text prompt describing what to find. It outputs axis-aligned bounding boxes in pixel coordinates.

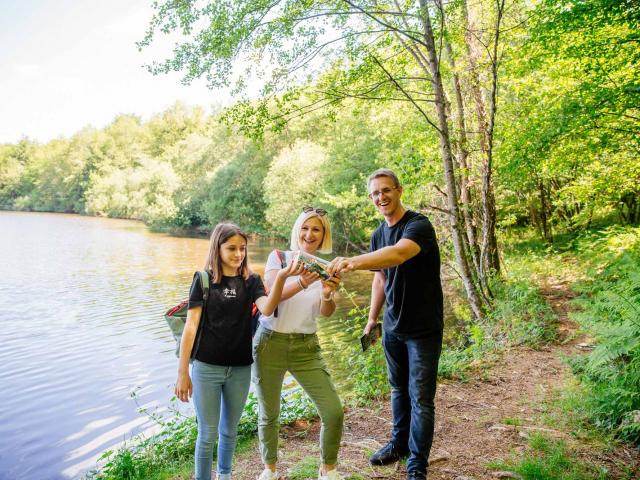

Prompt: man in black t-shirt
[327,169,443,480]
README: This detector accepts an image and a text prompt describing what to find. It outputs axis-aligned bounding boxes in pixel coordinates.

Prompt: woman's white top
[259,250,322,334]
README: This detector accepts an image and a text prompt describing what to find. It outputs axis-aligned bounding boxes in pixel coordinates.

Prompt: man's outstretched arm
[327,238,421,275]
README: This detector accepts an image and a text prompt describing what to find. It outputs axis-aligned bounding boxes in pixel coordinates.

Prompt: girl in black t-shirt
[175,223,302,480]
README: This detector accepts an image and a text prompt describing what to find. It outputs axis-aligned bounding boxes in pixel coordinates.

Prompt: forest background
[2,0,637,251]
[1,0,638,472]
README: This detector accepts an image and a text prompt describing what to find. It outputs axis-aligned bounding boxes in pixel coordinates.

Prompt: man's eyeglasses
[302,206,327,216]
[368,187,397,199]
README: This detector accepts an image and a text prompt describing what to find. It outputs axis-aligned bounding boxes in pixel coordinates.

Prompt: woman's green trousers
[252,326,344,465]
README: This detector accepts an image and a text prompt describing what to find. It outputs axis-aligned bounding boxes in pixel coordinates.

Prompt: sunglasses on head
[302,206,327,216]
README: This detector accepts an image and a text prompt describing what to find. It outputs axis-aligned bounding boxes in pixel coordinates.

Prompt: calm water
[0,211,373,480]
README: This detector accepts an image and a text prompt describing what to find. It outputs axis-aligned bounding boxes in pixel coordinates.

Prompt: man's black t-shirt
[187,272,265,366]
[370,210,443,337]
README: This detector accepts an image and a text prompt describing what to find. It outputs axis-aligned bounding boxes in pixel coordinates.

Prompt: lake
[0,211,374,479]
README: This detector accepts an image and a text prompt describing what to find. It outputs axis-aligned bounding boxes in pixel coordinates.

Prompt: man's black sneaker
[369,442,409,465]
[406,473,427,480]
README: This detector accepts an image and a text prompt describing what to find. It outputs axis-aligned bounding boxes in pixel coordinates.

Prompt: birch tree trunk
[462,0,501,277]
[419,0,484,320]
[443,34,482,283]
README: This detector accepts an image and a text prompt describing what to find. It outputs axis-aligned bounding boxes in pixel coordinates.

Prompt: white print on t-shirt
[223,288,237,298]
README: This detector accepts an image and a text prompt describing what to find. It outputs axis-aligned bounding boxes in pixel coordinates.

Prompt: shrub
[567,227,640,443]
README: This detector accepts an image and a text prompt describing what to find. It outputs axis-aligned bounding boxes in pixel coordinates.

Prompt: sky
[0,0,229,144]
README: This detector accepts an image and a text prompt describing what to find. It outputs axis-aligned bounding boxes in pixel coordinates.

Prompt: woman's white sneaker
[257,468,278,480]
[318,469,344,480]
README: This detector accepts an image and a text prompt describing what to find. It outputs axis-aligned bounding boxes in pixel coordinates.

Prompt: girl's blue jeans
[191,360,251,480]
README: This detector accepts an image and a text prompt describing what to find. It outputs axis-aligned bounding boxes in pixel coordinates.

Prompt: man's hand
[327,256,356,275]
[363,319,380,345]
[363,319,378,335]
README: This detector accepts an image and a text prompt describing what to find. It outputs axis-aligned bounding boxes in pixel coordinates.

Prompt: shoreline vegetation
[83,225,639,480]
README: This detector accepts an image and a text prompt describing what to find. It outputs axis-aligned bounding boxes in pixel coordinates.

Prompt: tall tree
[139,0,520,319]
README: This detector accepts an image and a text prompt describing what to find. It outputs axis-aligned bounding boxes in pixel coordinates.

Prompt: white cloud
[11,64,41,77]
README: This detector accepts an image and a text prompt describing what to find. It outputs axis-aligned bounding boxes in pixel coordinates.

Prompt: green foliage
[487,279,558,346]
[565,226,640,443]
[204,142,271,233]
[496,0,640,234]
[438,269,558,381]
[320,287,390,403]
[0,97,436,251]
[489,433,610,480]
[264,140,330,237]
[85,157,179,225]
[145,103,207,158]
[0,142,30,209]
[5,1,635,244]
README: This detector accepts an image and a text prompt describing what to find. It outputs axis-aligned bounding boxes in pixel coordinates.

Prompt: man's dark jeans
[383,329,443,475]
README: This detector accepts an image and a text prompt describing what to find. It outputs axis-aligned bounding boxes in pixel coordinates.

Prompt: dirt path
[232,276,639,479]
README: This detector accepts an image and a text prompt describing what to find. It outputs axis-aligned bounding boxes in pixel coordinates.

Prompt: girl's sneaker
[257,468,278,480]
[318,469,344,480]
[216,475,231,480]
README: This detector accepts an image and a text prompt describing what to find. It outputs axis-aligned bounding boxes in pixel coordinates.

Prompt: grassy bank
[85,388,317,480]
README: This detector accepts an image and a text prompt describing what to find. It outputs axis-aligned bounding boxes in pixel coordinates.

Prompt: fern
[568,226,640,443]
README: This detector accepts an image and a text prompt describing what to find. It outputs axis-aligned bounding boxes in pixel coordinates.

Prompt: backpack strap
[198,270,210,302]
[274,249,287,269]
[191,271,210,359]
[270,251,288,319]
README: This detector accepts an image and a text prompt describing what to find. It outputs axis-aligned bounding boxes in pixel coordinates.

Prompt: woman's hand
[322,273,341,295]
[175,372,193,403]
[319,273,339,316]
[299,270,320,288]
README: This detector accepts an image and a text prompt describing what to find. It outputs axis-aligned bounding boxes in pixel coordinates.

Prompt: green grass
[503,417,523,426]
[85,387,317,480]
[502,225,640,444]
[564,227,640,443]
[436,247,559,382]
[489,433,611,480]
[287,456,319,479]
[286,456,368,480]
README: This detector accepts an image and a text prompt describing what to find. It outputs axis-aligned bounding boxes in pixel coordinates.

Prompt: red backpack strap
[269,250,287,319]
[274,249,287,268]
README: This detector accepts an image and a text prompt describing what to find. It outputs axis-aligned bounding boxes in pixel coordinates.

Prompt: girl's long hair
[204,223,251,284]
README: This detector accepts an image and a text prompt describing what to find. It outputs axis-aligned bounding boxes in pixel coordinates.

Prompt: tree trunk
[443,35,483,289]
[462,0,501,277]
[538,178,552,243]
[419,0,484,320]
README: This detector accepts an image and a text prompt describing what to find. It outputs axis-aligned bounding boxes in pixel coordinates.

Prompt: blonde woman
[254,207,344,480]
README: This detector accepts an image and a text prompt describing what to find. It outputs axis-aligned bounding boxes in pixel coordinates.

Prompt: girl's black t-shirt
[187,272,265,366]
